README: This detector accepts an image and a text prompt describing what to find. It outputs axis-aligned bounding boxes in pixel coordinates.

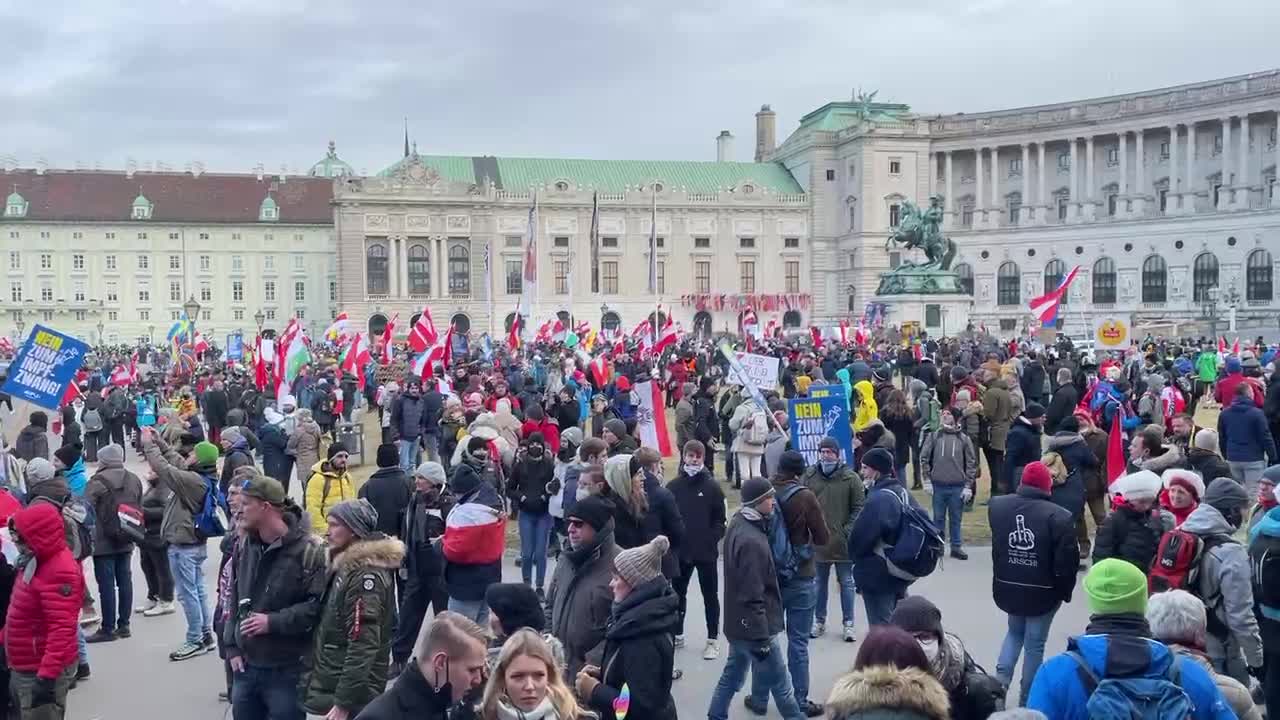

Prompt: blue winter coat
[258,422,291,484]
[65,458,88,497]
[846,476,920,595]
[1026,633,1235,720]
[1217,396,1278,464]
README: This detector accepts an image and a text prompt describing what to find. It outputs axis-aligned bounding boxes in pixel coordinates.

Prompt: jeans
[447,597,489,627]
[77,626,87,665]
[231,664,305,720]
[140,543,175,602]
[673,559,720,639]
[863,590,904,626]
[751,578,816,706]
[517,511,553,588]
[996,604,1059,705]
[168,543,212,644]
[814,561,855,627]
[398,438,420,473]
[11,665,75,720]
[896,465,908,487]
[931,485,965,550]
[1229,460,1267,501]
[1264,649,1280,720]
[707,636,803,720]
[92,551,134,632]
[422,433,440,463]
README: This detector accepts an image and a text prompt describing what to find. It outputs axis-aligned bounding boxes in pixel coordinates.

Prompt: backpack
[81,408,103,433]
[744,410,770,445]
[876,485,944,582]
[1250,531,1280,610]
[1150,530,1236,639]
[192,471,230,541]
[923,391,941,434]
[98,481,145,545]
[60,497,95,561]
[768,484,815,582]
[1066,650,1194,720]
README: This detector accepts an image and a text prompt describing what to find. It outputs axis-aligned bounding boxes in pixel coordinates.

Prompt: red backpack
[1149,529,1235,594]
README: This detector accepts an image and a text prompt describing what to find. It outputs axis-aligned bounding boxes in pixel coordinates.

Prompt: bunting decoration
[679,293,811,312]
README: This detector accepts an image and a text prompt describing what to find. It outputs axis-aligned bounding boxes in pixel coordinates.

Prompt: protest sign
[226,333,244,361]
[717,342,769,411]
[724,351,779,393]
[0,325,89,410]
[787,384,853,466]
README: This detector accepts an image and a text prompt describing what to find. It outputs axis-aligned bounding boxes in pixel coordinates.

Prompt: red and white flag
[109,364,133,387]
[254,335,274,391]
[380,314,399,365]
[407,307,439,353]
[589,355,611,388]
[1232,337,1241,355]
[635,380,673,457]
[651,317,679,355]
[0,337,12,354]
[340,333,371,390]
[324,312,352,343]
[443,503,507,565]
[810,326,824,348]
[741,308,760,338]
[191,331,209,355]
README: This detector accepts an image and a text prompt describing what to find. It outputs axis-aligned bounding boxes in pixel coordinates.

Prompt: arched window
[450,313,471,334]
[1043,259,1068,305]
[1193,252,1219,302]
[367,313,388,338]
[366,243,389,295]
[1092,257,1117,304]
[953,263,974,295]
[782,310,802,328]
[600,311,621,334]
[692,311,712,338]
[1248,249,1273,302]
[997,262,1020,306]
[407,243,430,296]
[448,242,470,297]
[1142,255,1167,303]
[646,310,668,329]
[503,313,523,333]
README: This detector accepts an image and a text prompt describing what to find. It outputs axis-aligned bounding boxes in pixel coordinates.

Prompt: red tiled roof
[1,169,333,224]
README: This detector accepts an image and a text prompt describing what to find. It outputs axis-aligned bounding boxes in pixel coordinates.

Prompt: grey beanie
[326,498,380,539]
[413,461,447,487]
[1203,477,1249,514]
[603,418,628,439]
[97,443,125,469]
[1193,429,1220,454]
[1262,464,1280,486]
[25,458,55,485]
[221,426,245,447]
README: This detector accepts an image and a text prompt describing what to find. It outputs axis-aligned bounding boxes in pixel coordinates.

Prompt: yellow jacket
[853,380,878,431]
[305,460,355,533]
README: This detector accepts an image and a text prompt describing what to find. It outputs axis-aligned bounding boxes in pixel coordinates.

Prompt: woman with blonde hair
[481,629,591,720]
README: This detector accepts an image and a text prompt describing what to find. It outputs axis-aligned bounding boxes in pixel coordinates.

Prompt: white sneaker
[810,621,824,638]
[702,640,719,660]
[842,623,857,642]
[135,599,158,614]
[144,601,177,617]
[673,634,685,649]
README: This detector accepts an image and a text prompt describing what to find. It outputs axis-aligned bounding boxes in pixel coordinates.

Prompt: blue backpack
[192,472,230,540]
[1067,650,1194,720]
[768,484,815,582]
[878,485,944,582]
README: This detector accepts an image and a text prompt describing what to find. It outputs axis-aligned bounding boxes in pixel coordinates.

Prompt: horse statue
[884,195,956,271]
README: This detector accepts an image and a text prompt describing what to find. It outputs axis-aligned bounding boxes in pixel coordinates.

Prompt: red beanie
[1021,461,1053,492]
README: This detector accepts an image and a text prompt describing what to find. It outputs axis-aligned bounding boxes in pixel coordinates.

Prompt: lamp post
[96,321,104,346]
[148,324,155,345]
[254,309,265,335]
[14,314,25,343]
[1201,287,1221,338]
[183,296,201,325]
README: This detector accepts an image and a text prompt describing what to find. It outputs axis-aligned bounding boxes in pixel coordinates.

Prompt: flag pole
[651,186,659,370]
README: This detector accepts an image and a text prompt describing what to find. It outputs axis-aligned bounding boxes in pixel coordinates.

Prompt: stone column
[975,148,986,228]
[1238,114,1251,209]
[397,235,409,297]
[1037,142,1047,224]
[1274,110,1280,208]
[1084,136,1096,220]
[928,152,937,199]
[1118,132,1129,217]
[944,151,955,227]
[990,146,1002,226]
[1134,130,1146,216]
[1068,139,1079,221]
[1168,125,1180,213]
[435,236,445,298]
[1021,143,1031,224]
[1185,122,1196,214]
[1219,117,1233,211]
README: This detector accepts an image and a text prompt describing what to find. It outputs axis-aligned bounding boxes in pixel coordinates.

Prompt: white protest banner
[724,350,779,393]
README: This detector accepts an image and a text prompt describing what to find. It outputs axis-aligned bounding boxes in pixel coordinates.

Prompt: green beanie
[194,441,220,467]
[1084,558,1148,616]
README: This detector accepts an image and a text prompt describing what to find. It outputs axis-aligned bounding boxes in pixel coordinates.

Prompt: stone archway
[692,311,712,339]
[450,313,471,334]
[367,313,388,338]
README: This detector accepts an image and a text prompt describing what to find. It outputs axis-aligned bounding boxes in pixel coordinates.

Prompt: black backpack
[1250,529,1280,611]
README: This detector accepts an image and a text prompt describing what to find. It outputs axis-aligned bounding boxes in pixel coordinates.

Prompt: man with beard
[545,494,620,679]
[303,499,405,720]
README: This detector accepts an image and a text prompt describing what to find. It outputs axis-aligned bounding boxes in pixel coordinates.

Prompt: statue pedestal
[870,292,974,336]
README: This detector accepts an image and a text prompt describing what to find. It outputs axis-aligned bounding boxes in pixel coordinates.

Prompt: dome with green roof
[259,195,279,222]
[4,189,27,218]
[130,192,152,220]
[309,140,354,178]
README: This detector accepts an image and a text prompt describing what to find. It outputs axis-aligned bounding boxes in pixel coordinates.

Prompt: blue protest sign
[0,325,90,410]
[787,383,853,466]
[226,333,244,361]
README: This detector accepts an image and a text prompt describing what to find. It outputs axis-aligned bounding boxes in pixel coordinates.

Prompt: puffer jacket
[802,461,864,563]
[586,577,679,720]
[824,665,951,720]
[13,424,49,463]
[1180,502,1264,669]
[303,535,405,715]
[287,417,323,483]
[4,502,84,679]
[1091,500,1172,574]
[305,461,355,533]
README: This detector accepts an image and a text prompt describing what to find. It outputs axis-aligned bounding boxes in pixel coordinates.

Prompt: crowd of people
[0,328,1278,719]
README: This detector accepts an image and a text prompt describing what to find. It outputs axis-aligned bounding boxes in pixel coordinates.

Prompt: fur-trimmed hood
[1136,442,1184,474]
[331,535,405,574]
[825,665,950,720]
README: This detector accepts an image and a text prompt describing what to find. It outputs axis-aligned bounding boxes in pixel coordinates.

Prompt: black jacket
[1092,502,1167,573]
[912,361,939,389]
[641,472,685,579]
[989,485,1078,616]
[13,424,49,462]
[723,510,783,644]
[1002,417,1043,489]
[258,422,292,485]
[353,663,451,720]
[1021,362,1048,405]
[1187,448,1233,484]
[586,578,679,720]
[391,395,428,441]
[666,467,726,564]
[204,389,229,427]
[1045,432,1093,518]
[691,393,719,444]
[421,390,444,436]
[224,505,328,668]
[86,466,144,556]
[507,454,554,515]
[358,467,413,538]
[1044,385,1079,435]
[141,481,172,550]
[402,490,453,580]
[219,447,255,496]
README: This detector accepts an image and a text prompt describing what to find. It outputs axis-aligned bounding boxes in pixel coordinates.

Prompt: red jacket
[1215,372,1264,407]
[4,503,84,679]
[520,419,561,453]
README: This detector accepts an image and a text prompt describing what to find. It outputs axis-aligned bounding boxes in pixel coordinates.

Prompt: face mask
[918,637,940,663]
[576,486,592,502]
[682,463,704,477]
[527,446,544,458]
[819,461,837,474]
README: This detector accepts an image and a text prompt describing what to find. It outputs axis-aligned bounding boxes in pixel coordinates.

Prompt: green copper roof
[309,141,354,178]
[380,154,802,194]
[796,101,911,133]
[5,191,23,204]
[132,193,150,206]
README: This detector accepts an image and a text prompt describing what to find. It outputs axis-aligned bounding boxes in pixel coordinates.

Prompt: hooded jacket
[853,381,878,431]
[546,525,621,678]
[1179,502,1264,669]
[304,535,406,715]
[85,459,144,556]
[920,425,976,488]
[1044,432,1093,517]
[141,435,216,546]
[1091,500,1171,572]
[258,417,292,485]
[218,439,254,496]
[14,423,49,463]
[3,503,83,679]
[1001,416,1043,489]
[358,466,413,538]
[286,414,323,482]
[824,665,951,720]
[306,461,355,534]
[980,378,1013,451]
[1217,396,1278,464]
[802,461,864,563]
[586,578,679,720]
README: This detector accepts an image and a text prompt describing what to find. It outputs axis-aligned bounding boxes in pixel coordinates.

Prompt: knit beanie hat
[613,535,669,588]
[97,443,125,469]
[1193,429,1220,454]
[221,426,245,448]
[1023,402,1046,419]
[53,444,80,469]
[485,582,546,636]
[327,443,349,462]
[1110,470,1162,503]
[861,447,895,476]
[818,437,841,453]
[741,476,775,507]
[1084,558,1149,616]
[375,443,399,469]
[1020,461,1053,492]
[777,451,807,478]
[568,495,613,532]
[194,441,220,467]
[1262,465,1280,490]
[1161,469,1205,502]
[327,498,379,539]
[25,457,55,485]
[1203,477,1249,514]
[888,595,944,641]
[414,461,447,487]
[603,418,628,440]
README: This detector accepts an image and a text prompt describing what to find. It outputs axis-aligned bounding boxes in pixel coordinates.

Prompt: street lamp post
[254,309,265,335]
[14,315,25,343]
[183,296,201,325]
[1201,287,1221,338]
[148,324,155,345]
[96,321,104,346]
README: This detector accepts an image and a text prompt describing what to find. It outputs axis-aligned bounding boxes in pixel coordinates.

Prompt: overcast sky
[3,0,1279,174]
